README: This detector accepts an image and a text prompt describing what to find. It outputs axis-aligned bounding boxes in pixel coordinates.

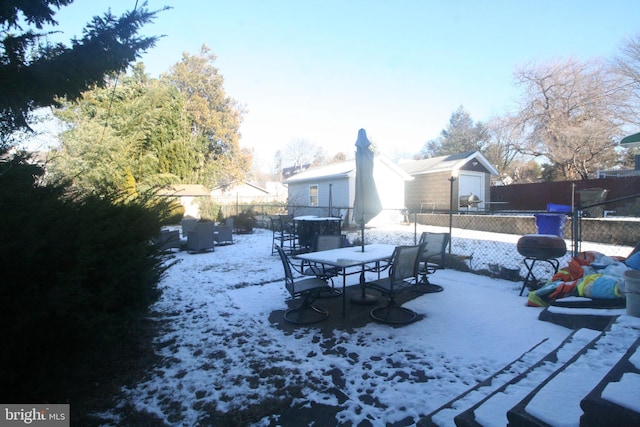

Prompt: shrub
[198,196,220,222]
[165,198,186,224]
[231,209,257,233]
[0,155,170,402]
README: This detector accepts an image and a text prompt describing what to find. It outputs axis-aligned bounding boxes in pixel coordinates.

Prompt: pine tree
[0,0,166,145]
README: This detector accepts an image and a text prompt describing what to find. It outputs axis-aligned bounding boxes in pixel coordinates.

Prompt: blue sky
[49,0,640,169]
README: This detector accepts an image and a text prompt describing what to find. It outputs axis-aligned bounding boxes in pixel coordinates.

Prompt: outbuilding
[399,151,499,212]
[157,184,211,218]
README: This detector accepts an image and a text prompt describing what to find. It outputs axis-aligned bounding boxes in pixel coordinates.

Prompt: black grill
[517,234,567,259]
[459,194,481,208]
[517,234,567,296]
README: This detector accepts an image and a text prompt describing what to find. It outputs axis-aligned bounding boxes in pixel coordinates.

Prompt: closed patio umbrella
[352,129,382,305]
[353,128,382,252]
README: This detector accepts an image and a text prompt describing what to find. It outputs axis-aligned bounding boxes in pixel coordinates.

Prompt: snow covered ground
[100,223,637,425]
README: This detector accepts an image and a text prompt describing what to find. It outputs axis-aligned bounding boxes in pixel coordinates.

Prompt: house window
[309,185,318,206]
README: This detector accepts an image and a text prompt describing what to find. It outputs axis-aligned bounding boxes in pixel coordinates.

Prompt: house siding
[460,161,491,174]
[288,178,351,218]
[288,182,314,208]
[405,171,453,212]
[284,156,410,225]
[329,180,350,219]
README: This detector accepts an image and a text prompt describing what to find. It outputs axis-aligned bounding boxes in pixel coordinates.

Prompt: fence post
[448,176,456,256]
[572,209,580,256]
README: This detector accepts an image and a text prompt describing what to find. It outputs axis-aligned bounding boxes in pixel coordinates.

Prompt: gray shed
[399,151,499,212]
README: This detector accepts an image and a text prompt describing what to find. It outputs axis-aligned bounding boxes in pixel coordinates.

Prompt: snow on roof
[213,180,269,194]
[283,154,413,184]
[399,151,499,176]
[156,184,210,197]
[282,160,354,183]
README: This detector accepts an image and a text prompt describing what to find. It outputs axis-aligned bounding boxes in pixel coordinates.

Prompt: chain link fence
[409,193,638,282]
[210,195,639,285]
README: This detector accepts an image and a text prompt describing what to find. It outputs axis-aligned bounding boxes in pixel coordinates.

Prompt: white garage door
[458,172,484,210]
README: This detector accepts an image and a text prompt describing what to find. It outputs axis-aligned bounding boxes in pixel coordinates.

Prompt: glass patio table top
[295,244,395,267]
[296,244,396,317]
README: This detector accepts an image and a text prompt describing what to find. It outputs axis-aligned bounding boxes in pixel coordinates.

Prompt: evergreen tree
[51,64,193,191]
[0,1,173,406]
[51,50,250,193]
[420,106,487,158]
[0,0,167,145]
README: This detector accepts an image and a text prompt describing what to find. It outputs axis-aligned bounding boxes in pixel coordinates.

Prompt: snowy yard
[98,224,636,426]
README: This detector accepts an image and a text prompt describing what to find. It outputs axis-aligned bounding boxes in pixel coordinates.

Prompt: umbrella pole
[361,213,365,252]
[351,199,377,305]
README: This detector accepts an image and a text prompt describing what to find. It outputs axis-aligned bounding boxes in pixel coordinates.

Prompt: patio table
[293,216,342,252]
[296,243,396,318]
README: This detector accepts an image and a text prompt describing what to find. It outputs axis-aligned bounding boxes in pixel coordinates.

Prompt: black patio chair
[153,229,181,252]
[416,232,450,293]
[276,245,330,324]
[367,243,425,325]
[302,234,346,297]
[271,215,299,255]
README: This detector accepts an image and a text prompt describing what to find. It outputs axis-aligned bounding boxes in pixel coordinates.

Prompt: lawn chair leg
[519,257,560,296]
[284,291,329,324]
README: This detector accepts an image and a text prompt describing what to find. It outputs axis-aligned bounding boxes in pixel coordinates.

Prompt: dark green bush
[231,209,257,233]
[0,154,170,402]
[198,196,220,222]
[166,198,186,224]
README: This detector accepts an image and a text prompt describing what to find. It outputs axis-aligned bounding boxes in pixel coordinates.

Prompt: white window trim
[309,184,318,206]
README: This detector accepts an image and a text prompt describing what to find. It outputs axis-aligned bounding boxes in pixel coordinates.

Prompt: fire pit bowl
[517,234,567,259]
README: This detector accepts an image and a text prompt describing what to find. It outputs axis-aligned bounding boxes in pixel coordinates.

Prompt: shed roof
[213,180,269,194]
[282,154,413,184]
[156,184,210,197]
[398,151,499,176]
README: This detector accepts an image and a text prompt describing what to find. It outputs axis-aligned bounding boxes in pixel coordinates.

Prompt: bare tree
[614,34,640,115]
[512,57,629,180]
[484,114,521,178]
[272,149,283,179]
[613,34,640,167]
[282,138,326,167]
[331,152,347,163]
